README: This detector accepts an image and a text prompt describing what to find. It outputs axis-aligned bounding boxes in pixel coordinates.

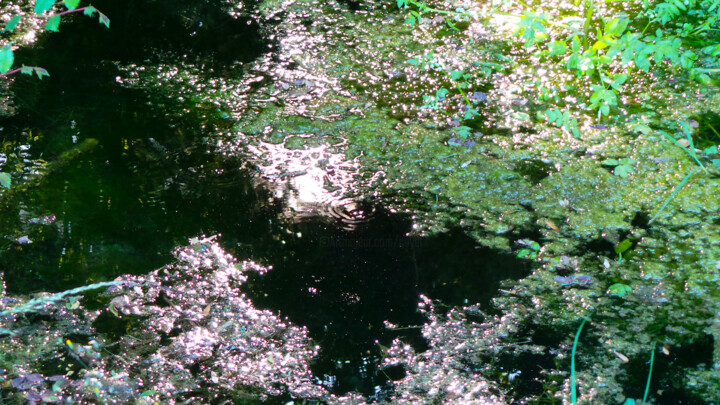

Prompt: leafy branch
[0,0,110,79]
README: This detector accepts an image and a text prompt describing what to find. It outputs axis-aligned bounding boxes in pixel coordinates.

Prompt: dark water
[0,0,530,397]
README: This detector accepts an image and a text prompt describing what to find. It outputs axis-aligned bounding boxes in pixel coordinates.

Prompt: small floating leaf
[613,164,633,178]
[0,172,10,189]
[600,159,619,166]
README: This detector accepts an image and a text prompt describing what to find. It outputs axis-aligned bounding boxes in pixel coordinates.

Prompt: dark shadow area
[414,230,530,308]
[0,0,270,293]
[620,335,715,404]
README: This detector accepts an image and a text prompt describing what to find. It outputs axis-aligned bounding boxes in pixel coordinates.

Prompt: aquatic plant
[650,120,711,224]
[0,0,110,79]
[571,319,657,405]
[0,280,121,317]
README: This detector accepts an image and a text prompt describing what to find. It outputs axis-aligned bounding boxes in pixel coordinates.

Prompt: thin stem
[642,342,656,405]
[0,67,23,78]
[57,6,90,17]
[649,169,697,224]
[571,318,587,405]
[439,70,472,106]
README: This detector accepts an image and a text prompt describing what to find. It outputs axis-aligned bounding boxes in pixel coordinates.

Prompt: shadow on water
[1,0,268,293]
[0,0,532,399]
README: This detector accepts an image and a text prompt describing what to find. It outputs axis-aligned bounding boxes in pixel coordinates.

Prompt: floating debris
[554,274,594,286]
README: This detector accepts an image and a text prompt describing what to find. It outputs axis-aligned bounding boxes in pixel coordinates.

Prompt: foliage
[600,158,636,178]
[650,120,711,223]
[406,51,480,131]
[571,318,657,404]
[516,239,540,259]
[608,283,632,297]
[0,281,121,317]
[0,0,110,79]
[614,238,632,260]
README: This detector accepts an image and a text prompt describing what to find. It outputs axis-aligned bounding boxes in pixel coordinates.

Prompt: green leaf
[98,12,110,28]
[571,37,582,52]
[33,67,49,79]
[599,104,609,117]
[64,0,80,10]
[0,45,14,74]
[517,249,531,258]
[21,65,33,75]
[45,15,61,32]
[450,70,463,80]
[463,108,478,120]
[614,164,633,177]
[601,158,620,166]
[547,41,567,56]
[139,390,157,397]
[695,73,713,85]
[407,58,418,65]
[604,18,619,36]
[35,0,55,14]
[83,5,97,16]
[510,112,530,121]
[608,283,633,298]
[3,15,22,33]
[0,172,10,189]
[635,51,651,72]
[615,239,632,254]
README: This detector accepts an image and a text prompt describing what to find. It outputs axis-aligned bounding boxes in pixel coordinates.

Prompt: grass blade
[642,343,656,405]
[659,130,708,174]
[649,169,697,224]
[571,318,587,405]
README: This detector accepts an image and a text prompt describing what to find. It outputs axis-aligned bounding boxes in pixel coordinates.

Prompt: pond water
[0,0,533,399]
[2,0,720,403]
